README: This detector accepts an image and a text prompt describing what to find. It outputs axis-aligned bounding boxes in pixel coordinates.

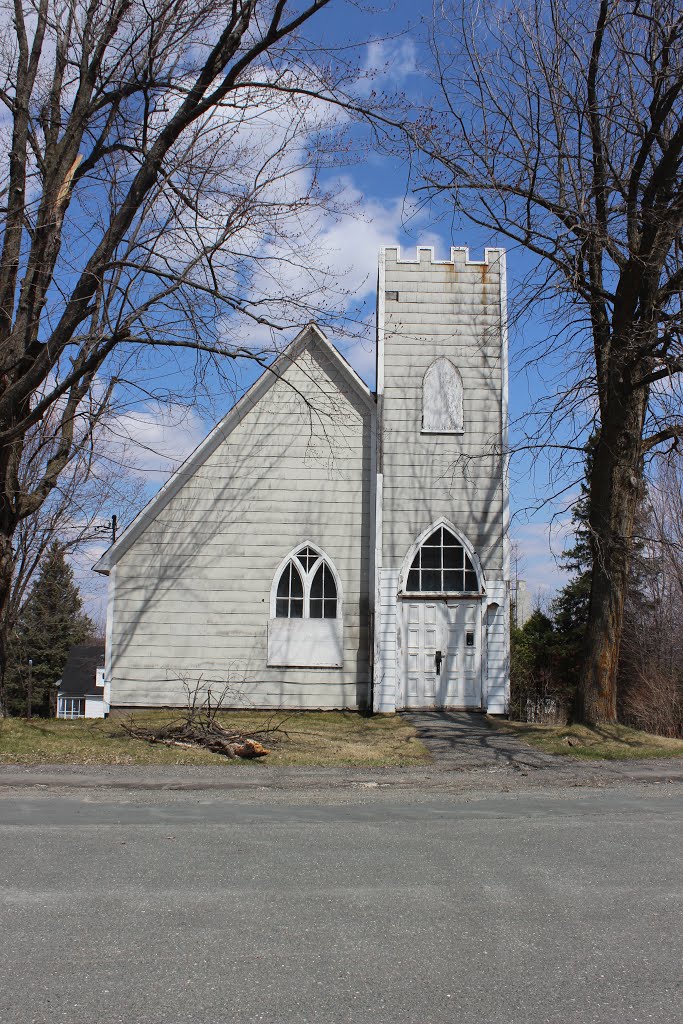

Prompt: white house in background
[94,245,510,714]
[57,643,110,719]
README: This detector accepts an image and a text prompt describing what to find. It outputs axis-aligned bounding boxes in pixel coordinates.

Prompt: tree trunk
[578,378,648,725]
[0,527,16,717]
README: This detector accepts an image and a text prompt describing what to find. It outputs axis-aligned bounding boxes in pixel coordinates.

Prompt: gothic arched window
[274,546,339,619]
[405,526,479,593]
[422,357,464,432]
[275,561,304,618]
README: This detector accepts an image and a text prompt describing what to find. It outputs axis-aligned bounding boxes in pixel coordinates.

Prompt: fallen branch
[121,720,271,759]
[118,677,292,758]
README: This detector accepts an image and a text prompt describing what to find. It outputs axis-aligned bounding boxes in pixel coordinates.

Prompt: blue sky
[75,1,579,622]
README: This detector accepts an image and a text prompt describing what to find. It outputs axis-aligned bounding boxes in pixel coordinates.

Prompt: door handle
[435,650,442,674]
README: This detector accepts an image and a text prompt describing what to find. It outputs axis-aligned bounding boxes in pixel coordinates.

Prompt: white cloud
[317,187,410,298]
[359,38,418,94]
[101,402,208,481]
[511,518,573,604]
[240,183,437,340]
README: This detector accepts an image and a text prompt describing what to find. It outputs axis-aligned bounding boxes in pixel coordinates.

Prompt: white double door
[402,599,482,709]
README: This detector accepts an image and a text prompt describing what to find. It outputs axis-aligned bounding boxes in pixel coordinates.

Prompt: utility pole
[27,658,33,720]
[96,515,117,546]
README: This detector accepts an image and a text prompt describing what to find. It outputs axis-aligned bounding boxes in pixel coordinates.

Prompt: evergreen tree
[551,499,592,701]
[509,609,556,718]
[5,545,95,716]
[509,442,594,721]
[548,439,597,708]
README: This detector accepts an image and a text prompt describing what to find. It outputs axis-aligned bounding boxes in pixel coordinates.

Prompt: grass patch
[0,709,430,768]
[491,718,683,760]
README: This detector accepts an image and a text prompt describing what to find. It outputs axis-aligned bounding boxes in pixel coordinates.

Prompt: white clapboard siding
[107,332,374,711]
[484,580,510,712]
[374,568,400,713]
[375,246,509,712]
[381,247,506,573]
[112,670,362,709]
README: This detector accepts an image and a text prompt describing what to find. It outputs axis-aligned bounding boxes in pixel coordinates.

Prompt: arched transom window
[275,546,338,619]
[422,357,464,432]
[406,527,479,593]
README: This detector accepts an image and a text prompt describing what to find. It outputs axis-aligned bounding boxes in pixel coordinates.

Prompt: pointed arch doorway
[398,522,485,709]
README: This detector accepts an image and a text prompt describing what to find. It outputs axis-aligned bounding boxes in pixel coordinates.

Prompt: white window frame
[398,518,485,596]
[268,543,344,669]
[270,542,343,620]
[57,696,85,719]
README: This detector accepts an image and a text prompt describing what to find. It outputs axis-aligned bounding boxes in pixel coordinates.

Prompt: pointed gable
[94,325,374,574]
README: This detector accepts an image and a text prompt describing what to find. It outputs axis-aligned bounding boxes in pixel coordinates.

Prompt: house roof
[58,643,106,698]
[93,324,375,575]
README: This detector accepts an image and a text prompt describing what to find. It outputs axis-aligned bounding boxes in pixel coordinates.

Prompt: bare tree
[649,458,683,605]
[0,0,399,710]
[412,0,683,723]
[0,406,142,710]
[619,458,683,736]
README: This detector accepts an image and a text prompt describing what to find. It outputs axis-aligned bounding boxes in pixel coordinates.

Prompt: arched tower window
[422,357,464,432]
[273,545,339,619]
[405,526,479,593]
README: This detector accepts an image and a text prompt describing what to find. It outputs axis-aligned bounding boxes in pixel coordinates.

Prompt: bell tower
[373,245,510,713]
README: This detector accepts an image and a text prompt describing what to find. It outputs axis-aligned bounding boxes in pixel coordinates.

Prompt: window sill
[420,428,465,435]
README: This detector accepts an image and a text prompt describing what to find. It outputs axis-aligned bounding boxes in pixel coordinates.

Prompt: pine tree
[551,510,592,701]
[5,545,95,716]
[509,609,557,719]
[549,441,596,707]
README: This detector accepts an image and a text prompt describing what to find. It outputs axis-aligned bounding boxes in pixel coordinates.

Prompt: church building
[94,245,510,714]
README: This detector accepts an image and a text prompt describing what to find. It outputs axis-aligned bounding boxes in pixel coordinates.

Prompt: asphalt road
[1,782,682,1024]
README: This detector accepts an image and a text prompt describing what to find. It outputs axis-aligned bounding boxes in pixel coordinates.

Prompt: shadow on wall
[108,340,374,711]
[380,256,507,710]
[383,285,505,580]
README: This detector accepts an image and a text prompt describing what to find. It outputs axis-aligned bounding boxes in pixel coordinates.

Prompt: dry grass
[492,718,683,759]
[0,709,429,767]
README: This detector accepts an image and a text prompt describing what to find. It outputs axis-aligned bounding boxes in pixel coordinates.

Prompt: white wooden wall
[374,568,400,712]
[109,338,375,709]
[375,246,510,711]
[484,580,510,713]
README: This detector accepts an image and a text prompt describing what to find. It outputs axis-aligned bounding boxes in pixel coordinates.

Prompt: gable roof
[93,324,375,575]
[58,643,106,697]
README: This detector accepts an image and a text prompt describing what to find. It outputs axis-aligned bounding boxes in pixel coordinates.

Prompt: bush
[619,666,683,739]
[509,611,572,723]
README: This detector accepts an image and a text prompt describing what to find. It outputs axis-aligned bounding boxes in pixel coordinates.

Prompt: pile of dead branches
[122,717,272,758]
[121,680,293,759]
